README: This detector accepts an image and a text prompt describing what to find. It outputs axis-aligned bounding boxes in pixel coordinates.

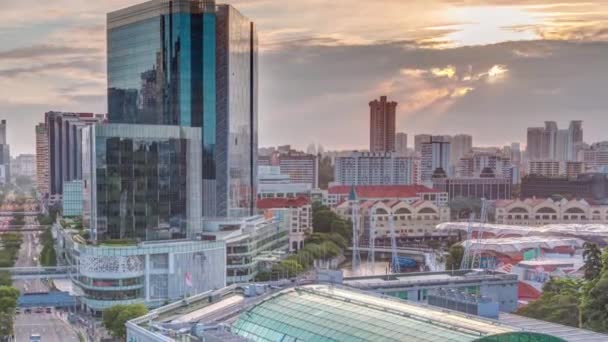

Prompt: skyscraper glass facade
[83,124,202,242]
[107,0,257,218]
[107,0,216,127]
[215,5,258,217]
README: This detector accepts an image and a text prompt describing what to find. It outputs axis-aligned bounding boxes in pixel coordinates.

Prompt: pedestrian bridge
[347,246,431,262]
[0,211,41,217]
[18,291,76,308]
[0,225,51,231]
[0,266,73,280]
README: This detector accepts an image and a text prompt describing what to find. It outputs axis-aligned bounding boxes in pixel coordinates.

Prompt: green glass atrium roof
[231,285,514,342]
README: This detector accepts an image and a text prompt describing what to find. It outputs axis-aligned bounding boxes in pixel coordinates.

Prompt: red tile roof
[256,196,310,209]
[518,281,542,301]
[328,185,440,198]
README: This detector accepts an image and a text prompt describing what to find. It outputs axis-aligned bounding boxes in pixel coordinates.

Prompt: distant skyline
[1,0,608,155]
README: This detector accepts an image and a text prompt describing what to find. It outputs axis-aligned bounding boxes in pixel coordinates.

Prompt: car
[45,307,52,313]
[24,308,32,314]
[34,307,44,313]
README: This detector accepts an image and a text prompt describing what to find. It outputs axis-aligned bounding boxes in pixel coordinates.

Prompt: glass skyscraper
[82,124,203,242]
[107,0,257,221]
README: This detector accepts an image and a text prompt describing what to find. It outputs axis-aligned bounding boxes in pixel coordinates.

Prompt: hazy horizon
[1,0,608,155]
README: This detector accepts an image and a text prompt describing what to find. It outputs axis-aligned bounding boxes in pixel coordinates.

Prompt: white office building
[333,151,418,186]
[421,136,451,182]
[257,166,312,199]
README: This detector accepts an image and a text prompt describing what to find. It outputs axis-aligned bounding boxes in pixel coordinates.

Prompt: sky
[1,0,608,155]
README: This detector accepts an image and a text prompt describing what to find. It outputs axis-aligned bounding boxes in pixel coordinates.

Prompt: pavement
[13,312,80,342]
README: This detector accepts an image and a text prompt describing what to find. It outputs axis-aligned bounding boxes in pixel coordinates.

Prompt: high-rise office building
[421,136,451,182]
[568,120,583,161]
[107,0,258,217]
[541,121,558,160]
[0,120,10,185]
[45,112,105,197]
[526,127,544,161]
[414,134,432,155]
[450,134,472,167]
[0,119,6,145]
[526,121,583,162]
[0,120,8,184]
[510,143,521,164]
[395,132,408,155]
[369,96,397,153]
[578,142,608,172]
[458,151,511,178]
[35,123,50,196]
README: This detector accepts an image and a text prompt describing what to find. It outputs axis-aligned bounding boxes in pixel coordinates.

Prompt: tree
[580,248,608,332]
[517,278,582,328]
[445,244,464,271]
[0,272,11,287]
[103,303,148,339]
[581,277,608,332]
[0,286,19,340]
[582,242,603,281]
[318,156,334,189]
[275,259,304,278]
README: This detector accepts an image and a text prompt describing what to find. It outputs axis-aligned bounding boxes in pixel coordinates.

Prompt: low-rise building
[336,199,450,238]
[201,215,289,284]
[258,150,318,188]
[54,226,226,315]
[521,173,608,200]
[326,184,447,208]
[433,175,512,201]
[257,166,312,199]
[494,198,608,225]
[257,197,312,252]
[344,269,518,313]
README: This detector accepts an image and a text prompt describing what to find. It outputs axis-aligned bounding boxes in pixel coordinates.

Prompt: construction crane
[388,210,400,273]
[367,204,378,275]
[460,199,488,270]
[350,186,361,273]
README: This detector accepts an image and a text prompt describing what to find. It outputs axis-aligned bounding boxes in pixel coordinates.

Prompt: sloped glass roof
[231,286,503,342]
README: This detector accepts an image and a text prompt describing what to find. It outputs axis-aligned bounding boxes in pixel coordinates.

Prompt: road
[14,312,80,342]
[13,216,48,293]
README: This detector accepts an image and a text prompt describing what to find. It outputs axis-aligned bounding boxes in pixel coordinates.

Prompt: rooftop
[343,270,517,289]
[328,185,440,198]
[127,282,608,342]
[436,222,608,240]
[256,197,310,209]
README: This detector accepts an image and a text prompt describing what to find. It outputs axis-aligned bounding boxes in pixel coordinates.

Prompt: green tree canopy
[102,303,148,339]
[445,244,464,271]
[582,242,603,281]
[517,278,582,328]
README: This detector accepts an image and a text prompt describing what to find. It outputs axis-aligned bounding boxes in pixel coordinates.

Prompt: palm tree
[582,242,603,281]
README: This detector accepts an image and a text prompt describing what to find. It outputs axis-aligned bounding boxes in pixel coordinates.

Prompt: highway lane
[13,216,48,293]
[14,312,80,342]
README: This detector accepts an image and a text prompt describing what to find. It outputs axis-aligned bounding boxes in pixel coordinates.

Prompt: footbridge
[0,266,74,280]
